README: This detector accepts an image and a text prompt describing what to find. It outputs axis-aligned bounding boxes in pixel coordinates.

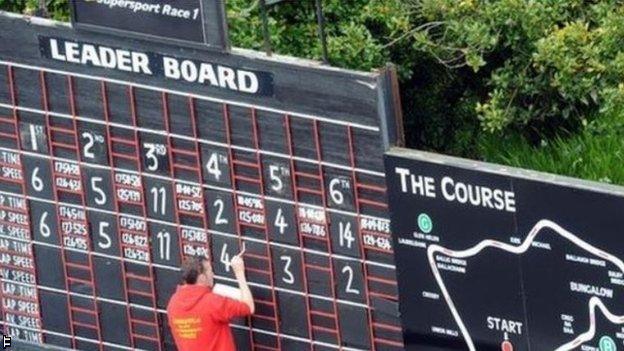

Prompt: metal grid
[0,66,43,345]
[0,62,403,350]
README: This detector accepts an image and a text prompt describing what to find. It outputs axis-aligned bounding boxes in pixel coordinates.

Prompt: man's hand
[230,243,255,314]
[231,243,246,278]
[230,255,245,278]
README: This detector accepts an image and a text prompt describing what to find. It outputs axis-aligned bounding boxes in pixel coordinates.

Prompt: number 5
[98,222,112,249]
[269,165,283,192]
[91,177,107,206]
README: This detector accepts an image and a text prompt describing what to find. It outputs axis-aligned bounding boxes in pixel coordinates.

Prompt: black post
[315,0,329,64]
[259,0,273,56]
[36,0,49,18]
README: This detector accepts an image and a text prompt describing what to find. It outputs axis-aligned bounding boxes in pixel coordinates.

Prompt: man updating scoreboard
[167,247,254,351]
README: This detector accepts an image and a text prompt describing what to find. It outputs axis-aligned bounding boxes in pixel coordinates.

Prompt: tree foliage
[0,0,68,20]
[1,0,623,183]
[409,0,624,138]
[227,0,414,78]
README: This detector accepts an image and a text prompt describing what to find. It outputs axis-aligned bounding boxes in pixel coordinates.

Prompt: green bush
[227,0,414,78]
[410,0,624,138]
[0,0,68,20]
[480,110,624,184]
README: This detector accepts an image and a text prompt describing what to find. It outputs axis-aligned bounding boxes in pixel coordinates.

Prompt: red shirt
[167,285,251,351]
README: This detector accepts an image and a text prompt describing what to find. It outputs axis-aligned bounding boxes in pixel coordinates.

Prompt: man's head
[180,257,214,287]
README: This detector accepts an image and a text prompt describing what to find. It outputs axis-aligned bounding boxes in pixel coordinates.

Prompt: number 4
[274,208,288,234]
[220,244,231,272]
[206,153,222,181]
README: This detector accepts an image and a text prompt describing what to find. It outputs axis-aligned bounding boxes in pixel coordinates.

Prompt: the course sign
[385,148,624,351]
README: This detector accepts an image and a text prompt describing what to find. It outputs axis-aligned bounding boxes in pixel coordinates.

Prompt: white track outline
[426,219,624,350]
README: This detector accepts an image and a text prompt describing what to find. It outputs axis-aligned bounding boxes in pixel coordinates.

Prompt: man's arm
[230,254,255,314]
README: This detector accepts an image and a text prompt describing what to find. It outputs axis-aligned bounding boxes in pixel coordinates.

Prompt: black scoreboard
[385,148,624,351]
[0,12,404,351]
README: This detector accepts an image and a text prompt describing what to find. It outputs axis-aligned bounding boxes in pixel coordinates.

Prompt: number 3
[280,255,294,285]
[144,144,159,171]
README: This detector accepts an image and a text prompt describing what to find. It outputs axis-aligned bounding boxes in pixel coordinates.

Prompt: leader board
[0,12,403,351]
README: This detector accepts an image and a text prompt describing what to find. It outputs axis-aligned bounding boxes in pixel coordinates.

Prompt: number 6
[329,178,344,205]
[31,167,44,192]
[39,212,50,238]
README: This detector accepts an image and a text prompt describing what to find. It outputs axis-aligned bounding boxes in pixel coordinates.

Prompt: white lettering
[49,38,66,61]
[163,57,180,79]
[238,70,259,93]
[65,42,80,63]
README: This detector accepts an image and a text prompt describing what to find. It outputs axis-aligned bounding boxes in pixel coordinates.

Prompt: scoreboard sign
[385,148,624,350]
[70,0,229,49]
[0,11,403,351]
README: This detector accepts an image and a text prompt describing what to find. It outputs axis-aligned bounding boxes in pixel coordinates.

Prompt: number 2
[82,132,95,159]
[213,199,228,225]
[342,266,360,295]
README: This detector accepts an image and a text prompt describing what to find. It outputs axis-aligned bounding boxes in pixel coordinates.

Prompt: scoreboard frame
[0,11,404,351]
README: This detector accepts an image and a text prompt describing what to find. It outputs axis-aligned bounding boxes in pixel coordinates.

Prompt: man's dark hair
[180,257,208,284]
